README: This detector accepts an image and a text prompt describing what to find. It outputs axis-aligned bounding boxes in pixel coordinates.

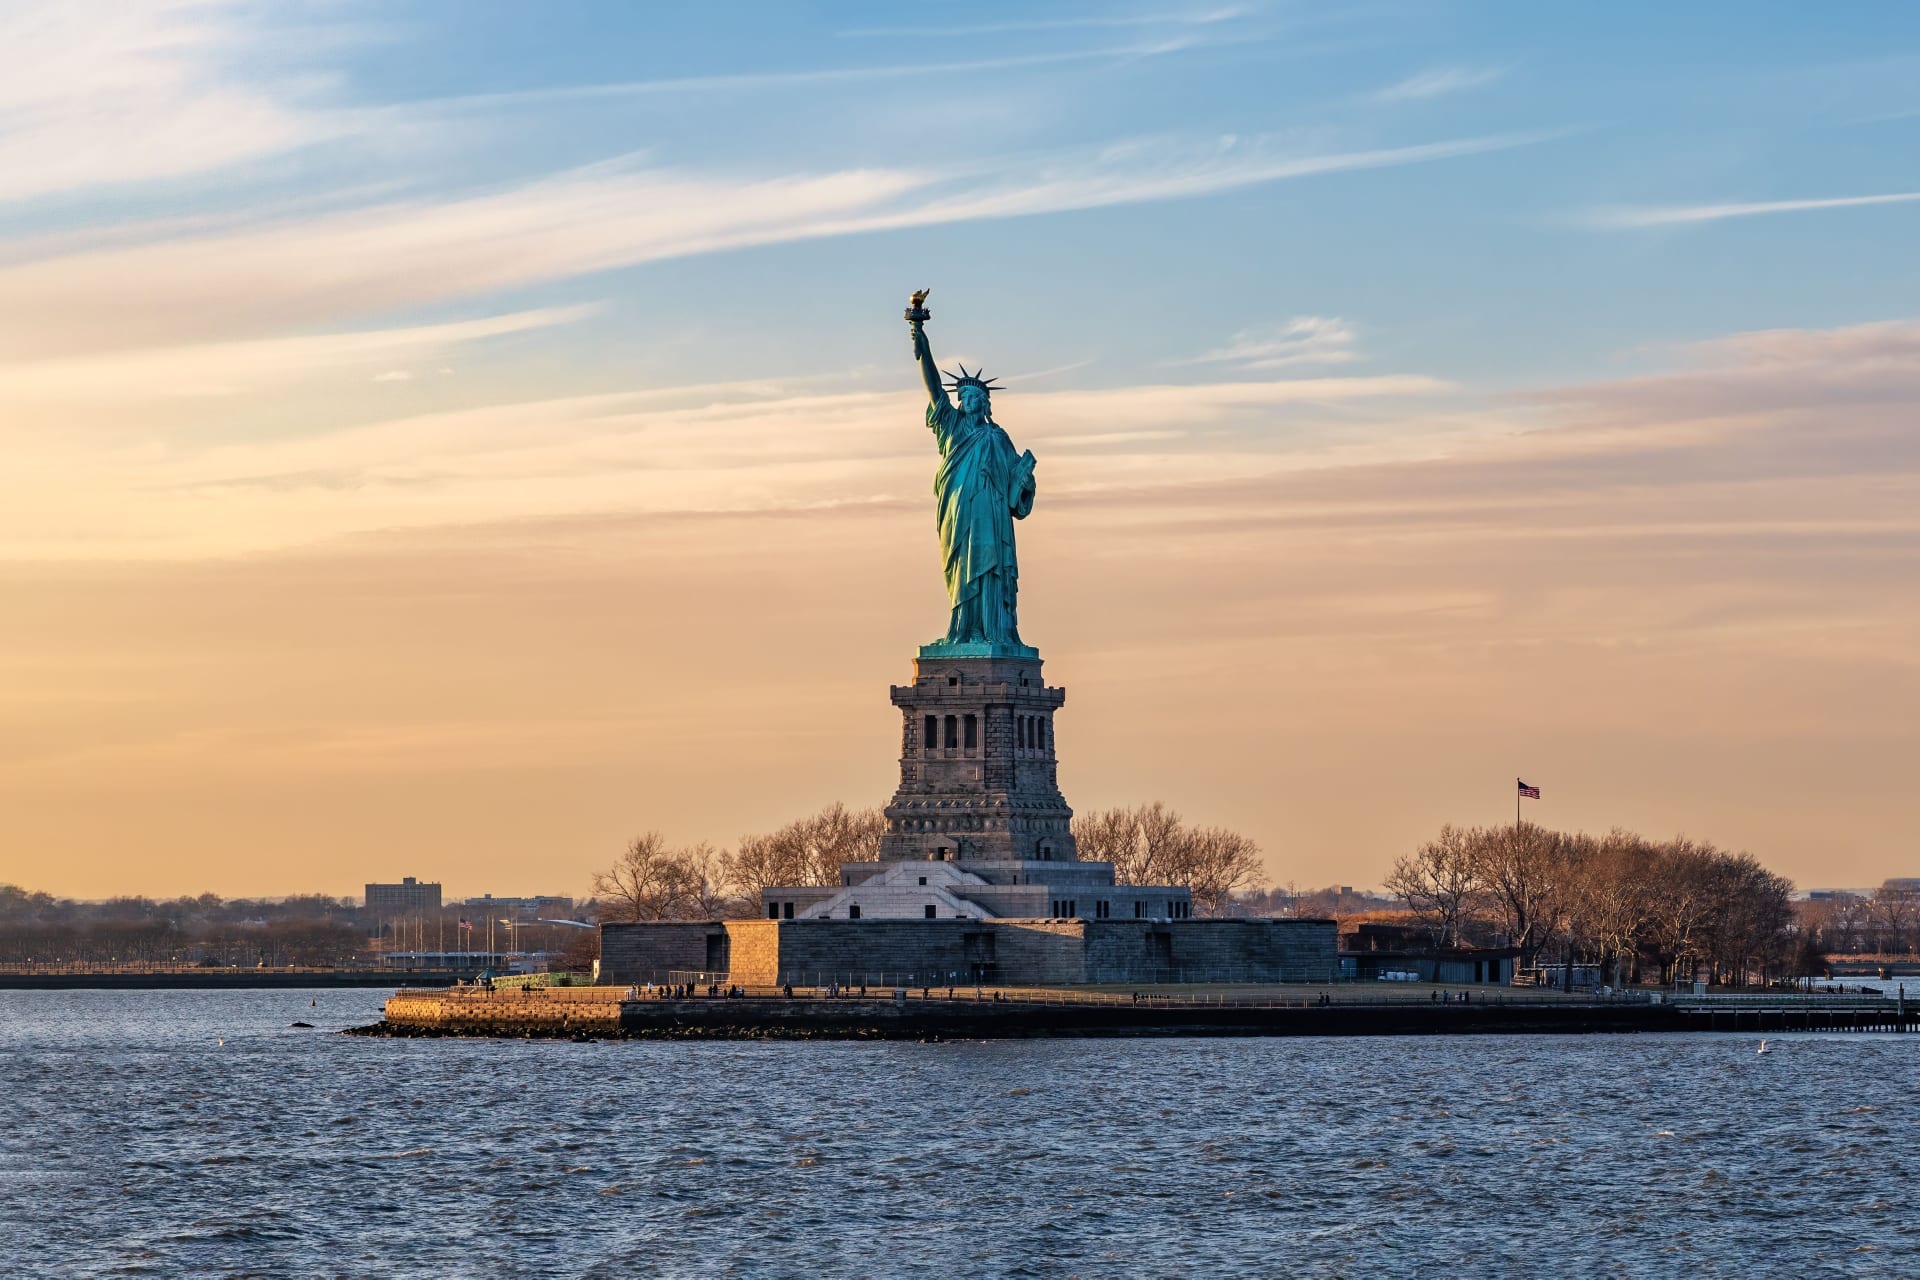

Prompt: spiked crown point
[942,362,1003,394]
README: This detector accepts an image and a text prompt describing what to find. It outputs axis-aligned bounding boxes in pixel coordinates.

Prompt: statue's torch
[904,288,931,325]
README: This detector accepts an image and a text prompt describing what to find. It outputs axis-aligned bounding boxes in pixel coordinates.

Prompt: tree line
[1069,803,1264,916]
[0,887,367,967]
[1797,882,1920,957]
[1384,824,1800,987]
[591,803,885,921]
[0,886,583,968]
[592,800,1268,921]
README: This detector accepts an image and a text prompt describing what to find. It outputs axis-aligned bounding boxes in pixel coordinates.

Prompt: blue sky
[2,2,1917,896]
[10,1,1918,394]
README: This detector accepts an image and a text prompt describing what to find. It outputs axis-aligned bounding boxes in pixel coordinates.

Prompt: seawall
[359,988,1917,1040]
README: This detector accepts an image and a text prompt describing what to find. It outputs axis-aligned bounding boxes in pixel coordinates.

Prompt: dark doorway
[963,930,997,983]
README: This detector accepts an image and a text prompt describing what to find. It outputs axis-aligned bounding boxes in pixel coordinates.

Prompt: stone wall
[724,920,780,985]
[772,919,1002,986]
[986,920,1088,984]
[603,917,1336,986]
[599,922,723,984]
[384,985,628,1032]
[753,918,1089,986]
[879,653,1078,863]
[1082,919,1338,983]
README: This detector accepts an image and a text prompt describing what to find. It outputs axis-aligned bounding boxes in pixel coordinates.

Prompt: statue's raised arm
[906,288,951,414]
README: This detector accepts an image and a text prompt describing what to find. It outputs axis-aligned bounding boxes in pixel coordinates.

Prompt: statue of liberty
[905,289,1038,654]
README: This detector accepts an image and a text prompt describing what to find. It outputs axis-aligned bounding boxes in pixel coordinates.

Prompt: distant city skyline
[2,2,1917,898]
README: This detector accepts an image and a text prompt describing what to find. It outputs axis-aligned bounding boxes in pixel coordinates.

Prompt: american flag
[1517,778,1541,799]
[458,918,473,931]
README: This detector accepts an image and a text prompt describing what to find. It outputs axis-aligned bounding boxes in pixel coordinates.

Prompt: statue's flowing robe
[928,399,1035,645]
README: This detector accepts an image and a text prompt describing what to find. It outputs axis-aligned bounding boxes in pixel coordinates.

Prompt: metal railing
[1668,992,1902,1010]
[584,981,1666,1010]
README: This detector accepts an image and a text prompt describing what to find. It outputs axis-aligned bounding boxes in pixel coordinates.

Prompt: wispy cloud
[9,318,1918,895]
[419,38,1218,111]
[1523,318,1920,433]
[838,6,1252,38]
[0,363,1457,559]
[1590,190,1920,229]
[1175,317,1358,369]
[1372,66,1506,104]
[0,306,592,404]
[0,132,1542,359]
[0,1,351,202]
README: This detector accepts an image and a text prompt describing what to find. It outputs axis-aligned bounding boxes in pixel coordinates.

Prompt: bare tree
[593,833,712,922]
[1183,826,1265,917]
[1825,893,1870,955]
[725,803,886,894]
[1132,803,1190,886]
[1075,803,1186,885]
[1072,806,1141,871]
[1640,838,1718,985]
[678,841,737,919]
[1385,825,1483,948]
[1570,830,1657,987]
[1467,822,1565,968]
[1072,803,1268,913]
[1700,853,1794,986]
[1867,882,1918,955]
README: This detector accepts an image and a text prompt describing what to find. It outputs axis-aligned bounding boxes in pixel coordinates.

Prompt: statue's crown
[942,363,1002,394]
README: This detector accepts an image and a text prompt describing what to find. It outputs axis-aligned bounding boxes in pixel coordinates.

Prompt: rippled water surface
[3,989,1917,1278]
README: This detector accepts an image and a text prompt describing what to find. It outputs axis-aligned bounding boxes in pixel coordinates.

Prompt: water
[3,990,1916,1278]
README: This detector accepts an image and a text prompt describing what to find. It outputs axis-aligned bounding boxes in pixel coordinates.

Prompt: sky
[1,1,1916,901]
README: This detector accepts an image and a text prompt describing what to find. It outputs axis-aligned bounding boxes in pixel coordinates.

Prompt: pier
[0,964,474,990]
[1668,993,1911,1034]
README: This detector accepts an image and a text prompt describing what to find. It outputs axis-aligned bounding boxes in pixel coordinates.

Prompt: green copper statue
[906,289,1038,655]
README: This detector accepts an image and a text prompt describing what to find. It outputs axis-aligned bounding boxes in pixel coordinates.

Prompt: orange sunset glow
[2,5,1915,902]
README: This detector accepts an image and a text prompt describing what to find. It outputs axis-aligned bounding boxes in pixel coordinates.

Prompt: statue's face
[959,384,989,416]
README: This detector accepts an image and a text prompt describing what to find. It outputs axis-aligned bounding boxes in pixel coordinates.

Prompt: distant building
[377,950,513,972]
[365,876,442,917]
[462,894,575,915]
[1340,922,1516,985]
